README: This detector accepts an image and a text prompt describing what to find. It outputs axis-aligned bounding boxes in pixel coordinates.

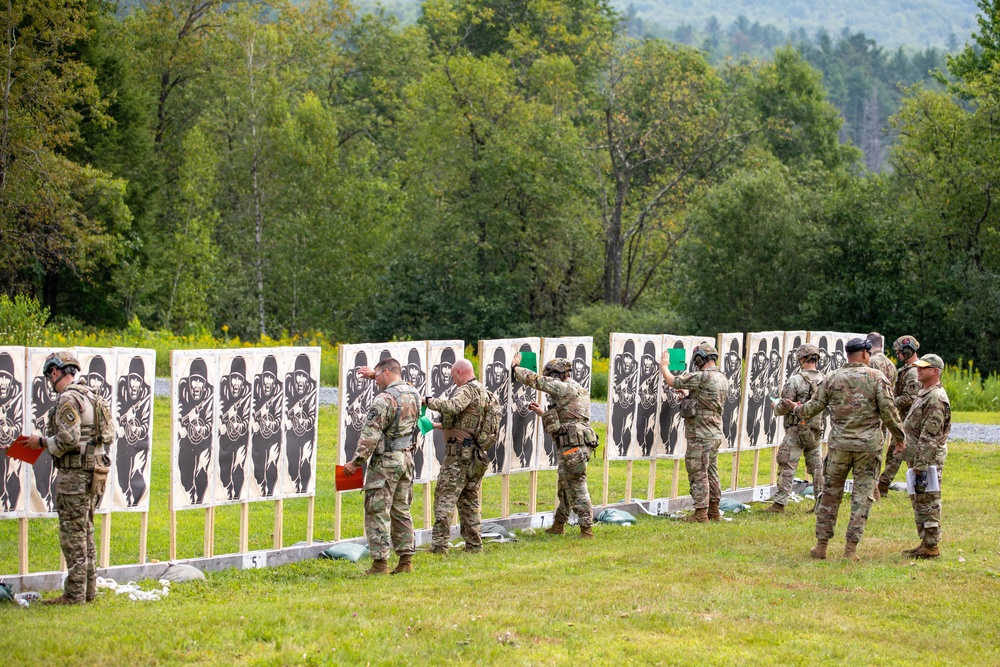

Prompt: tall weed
[941,360,1000,412]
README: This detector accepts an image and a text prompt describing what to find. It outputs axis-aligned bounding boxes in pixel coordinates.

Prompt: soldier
[899,354,950,558]
[515,355,597,538]
[866,332,896,502]
[878,335,922,495]
[765,344,825,513]
[25,352,112,604]
[660,343,729,523]
[424,359,491,553]
[343,358,419,575]
[793,338,903,561]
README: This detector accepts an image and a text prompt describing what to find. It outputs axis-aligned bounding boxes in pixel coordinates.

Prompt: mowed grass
[2,403,999,665]
[952,411,1000,424]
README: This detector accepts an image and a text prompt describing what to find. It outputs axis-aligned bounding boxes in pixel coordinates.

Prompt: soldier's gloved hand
[894,441,906,455]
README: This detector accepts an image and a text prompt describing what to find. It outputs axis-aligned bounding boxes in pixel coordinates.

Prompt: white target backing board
[717,333,744,454]
[26,347,62,518]
[806,331,852,442]
[656,335,688,459]
[426,340,465,480]
[171,351,218,510]
[392,342,431,484]
[479,338,541,475]
[782,331,808,385]
[607,333,659,461]
[538,336,593,470]
[215,349,254,505]
[281,347,321,498]
[738,332,786,450]
[112,348,155,511]
[0,346,26,519]
[337,344,376,469]
[76,347,116,515]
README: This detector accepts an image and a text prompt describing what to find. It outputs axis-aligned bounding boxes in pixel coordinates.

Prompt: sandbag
[481,523,511,539]
[803,485,815,497]
[0,582,14,602]
[161,564,206,583]
[319,543,369,563]
[596,508,636,526]
[719,498,750,513]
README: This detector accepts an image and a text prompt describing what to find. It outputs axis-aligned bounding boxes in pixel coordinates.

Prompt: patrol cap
[543,358,572,377]
[42,351,81,376]
[795,344,820,362]
[691,342,719,361]
[844,337,872,354]
[892,336,919,353]
[913,354,944,370]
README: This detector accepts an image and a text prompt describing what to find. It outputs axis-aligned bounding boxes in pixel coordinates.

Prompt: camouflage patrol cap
[795,344,820,362]
[42,351,81,376]
[913,354,944,370]
[692,342,719,361]
[543,358,573,377]
[892,336,920,353]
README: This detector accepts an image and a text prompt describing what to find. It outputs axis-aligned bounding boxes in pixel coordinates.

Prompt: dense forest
[2,0,1000,373]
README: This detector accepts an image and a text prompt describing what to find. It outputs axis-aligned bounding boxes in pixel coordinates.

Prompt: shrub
[566,303,682,357]
[941,361,1000,412]
[0,294,49,346]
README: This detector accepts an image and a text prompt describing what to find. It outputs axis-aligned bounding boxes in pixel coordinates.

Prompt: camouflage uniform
[43,382,111,604]
[514,367,596,528]
[796,363,903,545]
[879,363,922,488]
[867,350,897,497]
[426,379,491,552]
[353,380,420,561]
[772,369,825,506]
[672,367,728,510]
[903,382,950,547]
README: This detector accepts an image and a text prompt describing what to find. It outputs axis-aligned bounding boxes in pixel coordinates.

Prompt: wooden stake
[239,501,249,554]
[423,483,432,528]
[752,449,761,488]
[100,513,111,569]
[770,447,778,485]
[602,453,610,506]
[273,499,283,550]
[334,492,342,541]
[60,552,66,572]
[647,459,657,500]
[671,459,680,498]
[139,512,148,565]
[18,517,28,576]
[169,509,176,561]
[624,460,633,501]
[307,495,315,545]
[731,449,741,490]
[528,470,538,515]
[501,474,510,518]
[204,506,214,558]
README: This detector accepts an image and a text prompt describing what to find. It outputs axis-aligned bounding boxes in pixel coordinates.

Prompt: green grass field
[2,401,998,665]
[952,411,1000,424]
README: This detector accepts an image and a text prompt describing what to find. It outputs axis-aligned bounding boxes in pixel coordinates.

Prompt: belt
[55,453,84,469]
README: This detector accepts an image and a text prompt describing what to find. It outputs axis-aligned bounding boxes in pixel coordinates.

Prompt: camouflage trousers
[431,450,486,551]
[879,436,913,488]
[773,426,824,506]
[363,451,415,561]
[815,449,880,544]
[911,464,944,546]
[554,445,594,528]
[56,469,97,603]
[685,439,722,509]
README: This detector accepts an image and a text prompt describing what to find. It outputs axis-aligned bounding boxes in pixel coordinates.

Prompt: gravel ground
[153,379,998,442]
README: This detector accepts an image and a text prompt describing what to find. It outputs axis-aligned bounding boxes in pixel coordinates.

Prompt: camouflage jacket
[672,366,728,442]
[353,380,420,465]
[426,379,488,436]
[774,369,824,431]
[796,362,903,452]
[44,381,97,459]
[513,367,590,439]
[894,363,921,415]
[869,351,898,388]
[903,381,950,472]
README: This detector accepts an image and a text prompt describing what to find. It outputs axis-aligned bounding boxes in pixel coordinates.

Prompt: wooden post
[602,452,610,506]
[731,449,741,490]
[334,492,342,541]
[100,513,112,569]
[60,553,67,572]
[306,495,315,545]
[671,459,680,498]
[168,350,176,561]
[239,501,249,554]
[528,470,538,515]
[273,499,283,550]
[139,512,148,565]
[423,483,432,529]
[18,517,28,576]
[204,506,214,558]
[501,474,510,518]
[770,447,778,485]
[624,460,633,501]
[169,509,176,561]
[752,449,761,488]
[647,459,657,500]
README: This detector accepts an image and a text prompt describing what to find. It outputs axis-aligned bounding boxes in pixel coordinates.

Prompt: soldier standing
[765,344,825,513]
[516,356,597,538]
[793,338,903,561]
[659,343,729,523]
[899,354,950,558]
[878,335,922,495]
[343,358,419,575]
[424,359,491,553]
[866,332,896,502]
[26,352,112,604]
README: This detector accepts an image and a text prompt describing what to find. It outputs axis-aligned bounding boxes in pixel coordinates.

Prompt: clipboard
[336,464,365,492]
[4,435,43,465]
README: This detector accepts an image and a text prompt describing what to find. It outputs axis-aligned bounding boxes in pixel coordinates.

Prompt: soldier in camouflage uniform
[878,335,922,495]
[515,356,597,538]
[26,352,112,604]
[766,344,825,513]
[866,332,896,502]
[660,343,729,523]
[424,359,490,554]
[343,358,420,575]
[794,338,904,561]
[899,354,950,558]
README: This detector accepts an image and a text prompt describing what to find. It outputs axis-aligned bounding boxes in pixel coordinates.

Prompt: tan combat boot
[545,521,565,535]
[364,559,389,576]
[901,543,923,556]
[391,554,413,575]
[685,508,709,523]
[910,543,940,559]
[762,502,784,513]
[809,538,828,559]
[877,480,889,496]
[427,545,448,555]
[580,526,594,539]
[844,540,861,562]
[42,595,80,605]
[707,500,721,521]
